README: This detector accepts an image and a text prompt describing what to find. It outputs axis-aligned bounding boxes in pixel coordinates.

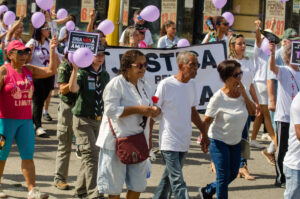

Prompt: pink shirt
[0,63,34,119]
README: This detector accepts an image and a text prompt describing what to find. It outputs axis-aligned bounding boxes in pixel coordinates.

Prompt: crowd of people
[0,5,299,199]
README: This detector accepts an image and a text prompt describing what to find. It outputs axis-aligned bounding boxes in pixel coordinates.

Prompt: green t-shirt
[57,61,77,105]
[0,49,4,66]
[72,66,110,118]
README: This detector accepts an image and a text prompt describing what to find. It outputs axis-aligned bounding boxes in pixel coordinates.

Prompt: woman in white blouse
[199,60,255,199]
[96,50,160,199]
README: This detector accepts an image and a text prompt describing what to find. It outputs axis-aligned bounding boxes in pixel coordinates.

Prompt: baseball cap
[282,28,300,40]
[97,45,110,55]
[6,40,30,54]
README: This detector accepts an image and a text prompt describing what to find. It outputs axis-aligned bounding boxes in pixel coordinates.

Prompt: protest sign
[67,31,99,55]
[290,41,300,65]
[104,42,227,111]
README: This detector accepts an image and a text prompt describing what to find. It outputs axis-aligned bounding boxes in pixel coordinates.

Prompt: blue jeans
[240,117,251,168]
[204,139,241,199]
[153,151,189,199]
[283,165,300,199]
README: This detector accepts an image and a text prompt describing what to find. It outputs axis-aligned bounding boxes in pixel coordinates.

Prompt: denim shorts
[97,148,147,195]
[283,165,300,199]
[0,119,35,160]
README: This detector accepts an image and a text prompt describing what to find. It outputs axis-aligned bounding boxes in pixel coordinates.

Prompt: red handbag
[108,117,149,164]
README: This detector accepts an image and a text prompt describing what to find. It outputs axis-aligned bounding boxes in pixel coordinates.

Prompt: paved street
[2,97,284,199]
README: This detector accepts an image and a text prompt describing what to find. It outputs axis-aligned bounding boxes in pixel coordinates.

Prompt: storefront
[1,0,299,45]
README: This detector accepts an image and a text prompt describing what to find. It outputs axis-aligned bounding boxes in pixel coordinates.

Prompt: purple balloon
[73,48,94,68]
[0,5,8,15]
[36,0,53,11]
[140,5,160,22]
[3,11,16,26]
[97,19,114,35]
[222,12,234,26]
[212,0,227,10]
[57,8,68,19]
[66,21,75,31]
[280,0,289,2]
[31,12,45,29]
[177,39,190,47]
[261,38,271,56]
[68,52,74,63]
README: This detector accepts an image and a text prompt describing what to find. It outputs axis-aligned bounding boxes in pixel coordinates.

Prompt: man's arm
[267,79,276,112]
[191,107,209,153]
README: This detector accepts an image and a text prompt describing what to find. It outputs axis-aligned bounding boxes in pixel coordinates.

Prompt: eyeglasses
[11,50,30,56]
[131,63,147,69]
[188,62,200,68]
[222,22,229,26]
[42,27,51,31]
[231,33,244,38]
[232,71,243,79]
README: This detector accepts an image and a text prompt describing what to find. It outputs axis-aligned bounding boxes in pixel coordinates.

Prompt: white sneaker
[36,127,47,137]
[28,187,49,199]
[0,184,7,198]
[261,133,272,141]
[250,140,265,149]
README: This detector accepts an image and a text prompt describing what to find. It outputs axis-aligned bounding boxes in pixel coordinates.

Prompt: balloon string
[33,28,36,39]
[47,9,55,37]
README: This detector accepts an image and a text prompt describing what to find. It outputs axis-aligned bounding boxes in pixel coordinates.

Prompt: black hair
[217,60,241,82]
[31,22,49,43]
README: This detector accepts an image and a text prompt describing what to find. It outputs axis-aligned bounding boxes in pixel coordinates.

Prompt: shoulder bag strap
[107,117,117,138]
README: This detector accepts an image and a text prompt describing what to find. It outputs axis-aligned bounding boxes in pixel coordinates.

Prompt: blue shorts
[0,119,35,160]
[97,148,147,195]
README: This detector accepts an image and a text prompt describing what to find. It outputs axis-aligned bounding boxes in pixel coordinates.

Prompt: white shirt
[154,76,198,152]
[202,33,229,51]
[206,89,248,145]
[0,23,7,42]
[235,58,255,98]
[26,39,50,67]
[254,43,269,82]
[119,29,153,46]
[96,75,152,150]
[157,35,179,48]
[275,66,300,123]
[284,92,300,170]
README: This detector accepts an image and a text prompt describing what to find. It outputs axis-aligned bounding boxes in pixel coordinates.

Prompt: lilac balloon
[3,11,16,26]
[212,0,227,10]
[140,5,160,22]
[222,12,234,26]
[97,19,114,35]
[36,0,54,11]
[261,38,271,56]
[280,0,289,2]
[73,48,94,68]
[31,12,45,29]
[68,52,74,63]
[0,5,8,15]
[57,8,68,19]
[177,39,190,47]
[66,21,75,31]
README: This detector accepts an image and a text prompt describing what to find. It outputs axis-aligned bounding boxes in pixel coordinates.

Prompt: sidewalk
[1,97,284,199]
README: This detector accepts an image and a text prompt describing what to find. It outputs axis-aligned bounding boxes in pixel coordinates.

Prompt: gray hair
[176,51,197,65]
[282,43,292,65]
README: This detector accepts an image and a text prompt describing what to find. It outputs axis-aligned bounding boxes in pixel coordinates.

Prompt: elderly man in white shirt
[152,51,208,199]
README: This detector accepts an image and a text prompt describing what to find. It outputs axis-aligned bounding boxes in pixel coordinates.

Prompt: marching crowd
[0,6,299,199]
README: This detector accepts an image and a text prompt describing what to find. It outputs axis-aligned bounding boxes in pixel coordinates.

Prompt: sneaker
[75,145,82,159]
[196,136,202,144]
[42,113,52,121]
[0,184,7,198]
[28,187,49,199]
[36,127,48,137]
[250,140,265,149]
[261,148,275,166]
[274,182,286,188]
[73,193,87,198]
[198,187,212,199]
[261,133,272,141]
[54,181,69,190]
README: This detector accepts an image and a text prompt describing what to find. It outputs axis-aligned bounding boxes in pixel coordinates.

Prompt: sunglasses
[222,22,229,26]
[11,50,30,56]
[231,33,244,38]
[42,27,51,31]
[131,63,148,69]
[232,71,243,79]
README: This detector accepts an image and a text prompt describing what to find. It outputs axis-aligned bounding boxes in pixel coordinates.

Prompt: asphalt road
[1,97,284,199]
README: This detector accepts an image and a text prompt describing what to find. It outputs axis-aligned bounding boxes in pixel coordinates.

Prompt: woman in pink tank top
[0,38,58,198]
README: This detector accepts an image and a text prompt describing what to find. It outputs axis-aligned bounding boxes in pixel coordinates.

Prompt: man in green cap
[69,45,110,199]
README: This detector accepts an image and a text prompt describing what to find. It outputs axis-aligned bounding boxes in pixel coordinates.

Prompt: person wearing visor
[68,45,110,199]
[135,25,148,48]
[0,38,59,198]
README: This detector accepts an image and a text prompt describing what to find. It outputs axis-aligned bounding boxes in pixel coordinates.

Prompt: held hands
[140,105,161,118]
[200,135,209,153]
[268,101,276,112]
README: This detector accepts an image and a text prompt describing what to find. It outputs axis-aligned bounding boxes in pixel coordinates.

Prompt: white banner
[105,42,227,111]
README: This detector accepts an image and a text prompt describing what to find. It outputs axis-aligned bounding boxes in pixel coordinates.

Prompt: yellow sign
[81,0,95,23]
[16,0,27,17]
[265,0,286,37]
[161,0,177,25]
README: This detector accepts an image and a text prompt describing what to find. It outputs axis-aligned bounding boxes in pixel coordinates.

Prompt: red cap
[6,40,30,54]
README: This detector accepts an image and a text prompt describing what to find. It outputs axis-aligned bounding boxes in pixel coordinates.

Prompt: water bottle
[206,19,214,31]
